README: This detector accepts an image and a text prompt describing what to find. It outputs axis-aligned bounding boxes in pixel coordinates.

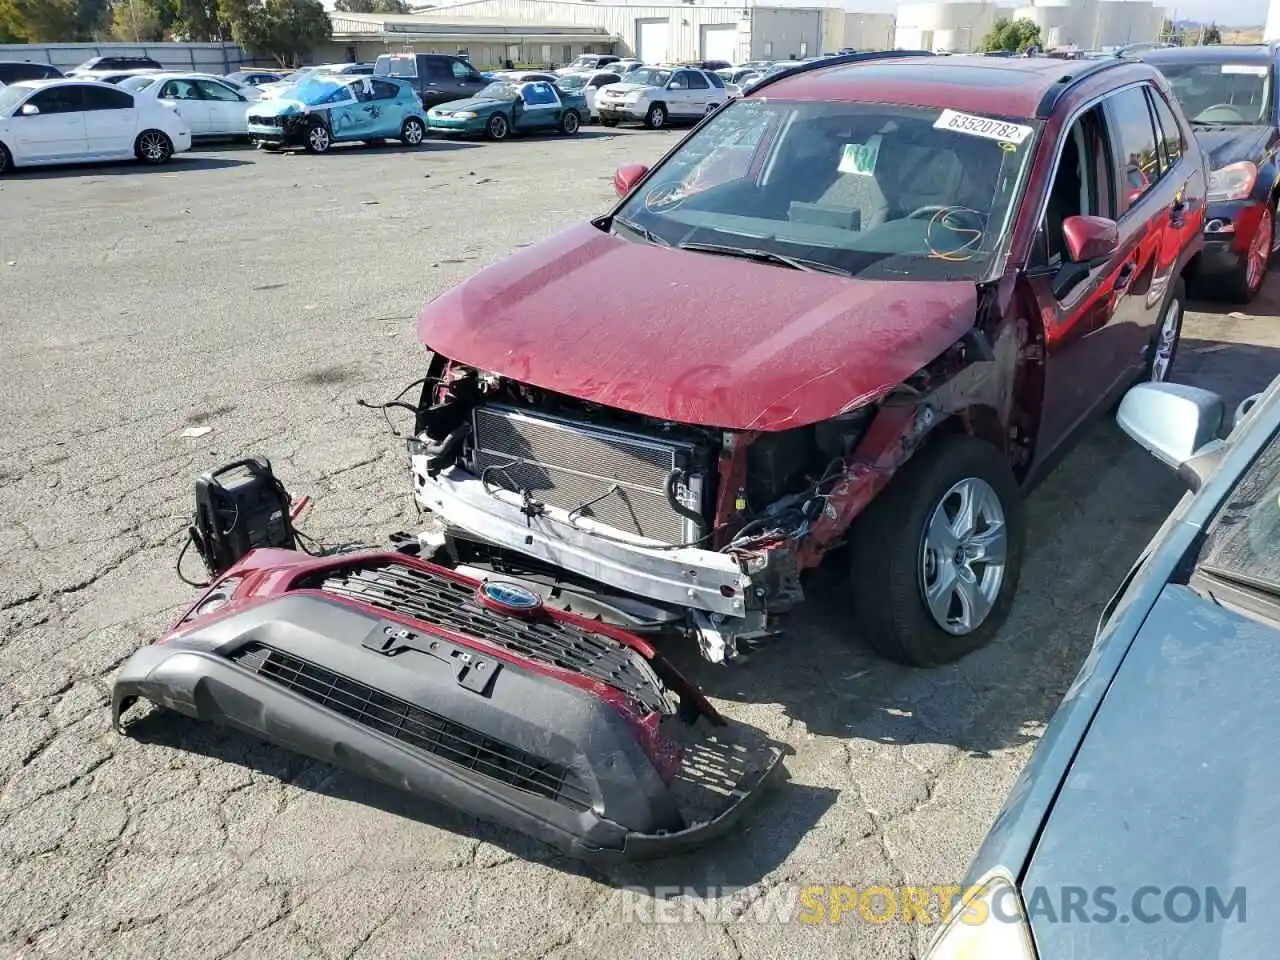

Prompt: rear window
[0,63,59,83]
[376,55,418,79]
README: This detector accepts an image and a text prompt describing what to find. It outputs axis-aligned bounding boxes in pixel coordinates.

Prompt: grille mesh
[303,560,672,715]
[231,642,592,810]
[471,405,701,545]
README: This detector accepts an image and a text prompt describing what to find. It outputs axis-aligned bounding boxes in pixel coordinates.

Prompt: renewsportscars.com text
[607,884,1247,926]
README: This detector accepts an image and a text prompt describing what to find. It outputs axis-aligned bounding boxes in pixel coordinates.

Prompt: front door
[665,70,698,116]
[515,81,560,131]
[449,58,487,100]
[11,86,88,161]
[420,57,455,108]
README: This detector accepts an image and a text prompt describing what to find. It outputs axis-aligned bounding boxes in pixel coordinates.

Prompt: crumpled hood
[416,222,978,431]
[250,97,307,117]
[1193,123,1274,170]
[430,96,506,114]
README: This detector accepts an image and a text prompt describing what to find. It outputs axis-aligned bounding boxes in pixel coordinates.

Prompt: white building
[892,2,1000,53]
[1268,0,1280,42]
[323,1,847,69]
[821,10,898,51]
[1010,0,1166,50]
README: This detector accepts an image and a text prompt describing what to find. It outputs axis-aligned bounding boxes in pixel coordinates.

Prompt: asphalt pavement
[1,129,1278,960]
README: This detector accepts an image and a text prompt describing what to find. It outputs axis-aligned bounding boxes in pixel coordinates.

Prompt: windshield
[1194,429,1280,599]
[477,81,519,101]
[557,75,586,91]
[120,75,157,92]
[1153,60,1272,125]
[629,68,671,87]
[0,84,30,115]
[612,98,1038,281]
[567,57,595,70]
[377,56,417,78]
[292,77,348,105]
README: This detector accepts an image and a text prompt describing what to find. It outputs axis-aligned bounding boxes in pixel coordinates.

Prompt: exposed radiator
[470,405,705,546]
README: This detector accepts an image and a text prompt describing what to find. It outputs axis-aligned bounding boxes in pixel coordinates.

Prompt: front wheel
[643,103,667,130]
[486,114,510,141]
[134,130,173,165]
[1228,205,1274,303]
[0,142,10,176]
[559,110,580,135]
[304,122,332,154]
[844,435,1025,666]
[400,117,425,146]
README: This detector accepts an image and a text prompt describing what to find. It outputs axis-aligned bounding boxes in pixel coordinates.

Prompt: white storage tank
[1267,0,1280,42]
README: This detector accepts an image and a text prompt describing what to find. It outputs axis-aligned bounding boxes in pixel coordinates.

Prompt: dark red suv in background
[406,54,1207,668]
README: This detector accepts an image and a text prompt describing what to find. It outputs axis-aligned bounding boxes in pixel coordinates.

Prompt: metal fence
[0,41,251,74]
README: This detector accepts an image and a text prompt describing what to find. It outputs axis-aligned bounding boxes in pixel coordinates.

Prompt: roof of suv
[760,55,1159,120]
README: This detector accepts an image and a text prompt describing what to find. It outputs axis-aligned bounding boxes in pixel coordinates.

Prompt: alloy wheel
[308,126,331,152]
[647,105,665,129]
[918,477,1008,636]
[489,115,508,140]
[403,119,424,145]
[139,131,169,162]
[1149,295,1182,383]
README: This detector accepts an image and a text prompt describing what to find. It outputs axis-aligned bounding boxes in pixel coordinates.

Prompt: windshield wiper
[677,241,853,277]
[612,216,669,247]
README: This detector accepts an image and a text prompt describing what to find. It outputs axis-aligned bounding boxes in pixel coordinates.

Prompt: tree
[221,0,331,67]
[976,17,1044,55]
[107,0,166,40]
[173,0,226,39]
[334,0,411,12]
[1201,22,1221,45]
[0,0,107,40]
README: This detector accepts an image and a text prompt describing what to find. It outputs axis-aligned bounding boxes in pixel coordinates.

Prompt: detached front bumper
[1198,200,1267,277]
[412,461,754,619]
[113,554,782,862]
[247,116,309,147]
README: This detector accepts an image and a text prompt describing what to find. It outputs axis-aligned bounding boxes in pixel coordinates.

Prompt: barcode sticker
[933,109,1034,145]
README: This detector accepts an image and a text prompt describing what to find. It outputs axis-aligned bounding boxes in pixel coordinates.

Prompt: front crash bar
[411,461,753,619]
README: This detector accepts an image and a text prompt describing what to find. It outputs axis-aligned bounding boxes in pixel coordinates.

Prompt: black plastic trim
[744,50,934,97]
[1035,59,1132,118]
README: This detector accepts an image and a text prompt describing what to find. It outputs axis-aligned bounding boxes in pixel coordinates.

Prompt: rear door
[12,85,88,161]
[419,56,455,108]
[156,77,209,134]
[79,84,137,154]
[192,77,248,136]
[367,79,406,136]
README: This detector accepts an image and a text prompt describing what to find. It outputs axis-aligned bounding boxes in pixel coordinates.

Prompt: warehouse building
[1010,0,1166,49]
[322,1,851,70]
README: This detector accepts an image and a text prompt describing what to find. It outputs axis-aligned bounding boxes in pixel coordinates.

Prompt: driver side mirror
[1116,382,1225,491]
[1063,214,1119,263]
[613,163,649,197]
[20,103,39,116]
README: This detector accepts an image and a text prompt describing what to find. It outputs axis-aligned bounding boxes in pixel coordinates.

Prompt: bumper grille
[248,115,282,127]
[470,405,704,546]
[304,560,671,715]
[232,642,592,810]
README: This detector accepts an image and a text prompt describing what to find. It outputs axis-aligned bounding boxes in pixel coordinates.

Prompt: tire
[845,435,1025,666]
[0,142,10,177]
[304,121,332,154]
[600,118,619,127]
[643,103,667,130]
[1226,204,1273,303]
[486,113,510,141]
[134,130,173,165]
[1143,276,1185,383]
[559,110,581,135]
[400,117,425,146]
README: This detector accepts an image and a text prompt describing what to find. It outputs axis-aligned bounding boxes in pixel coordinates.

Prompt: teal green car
[425,80,587,141]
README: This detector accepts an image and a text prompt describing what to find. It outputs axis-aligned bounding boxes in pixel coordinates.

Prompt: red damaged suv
[406,54,1207,667]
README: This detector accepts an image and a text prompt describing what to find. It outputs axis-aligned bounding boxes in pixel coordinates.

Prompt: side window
[522,82,557,106]
[669,71,691,90]
[1035,105,1116,270]
[425,58,452,81]
[27,87,82,114]
[686,72,709,90]
[161,79,199,100]
[80,85,133,110]
[706,71,725,89]
[370,80,400,100]
[1103,85,1163,214]
[321,85,354,105]
[450,60,477,80]
[591,73,619,88]
[1146,87,1185,173]
[194,79,241,102]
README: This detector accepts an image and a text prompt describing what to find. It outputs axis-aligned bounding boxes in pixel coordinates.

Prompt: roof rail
[745,49,934,96]
[1035,57,1133,118]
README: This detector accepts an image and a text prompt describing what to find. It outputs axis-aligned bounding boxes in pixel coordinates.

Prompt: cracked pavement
[2,129,1279,959]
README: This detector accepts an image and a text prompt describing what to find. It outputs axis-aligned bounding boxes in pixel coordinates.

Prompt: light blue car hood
[250,97,310,117]
[1025,583,1279,957]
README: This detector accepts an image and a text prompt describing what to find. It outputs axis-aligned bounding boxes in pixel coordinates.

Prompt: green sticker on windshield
[838,136,881,177]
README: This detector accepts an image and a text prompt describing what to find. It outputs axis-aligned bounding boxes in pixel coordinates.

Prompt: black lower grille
[301,561,672,715]
[248,115,282,127]
[232,643,591,810]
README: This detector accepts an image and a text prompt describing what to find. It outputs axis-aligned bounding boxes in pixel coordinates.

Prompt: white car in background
[120,73,256,138]
[0,78,191,175]
[595,66,731,129]
[555,54,621,77]
[553,68,622,120]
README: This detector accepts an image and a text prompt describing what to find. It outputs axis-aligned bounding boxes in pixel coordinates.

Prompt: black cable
[176,533,212,588]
